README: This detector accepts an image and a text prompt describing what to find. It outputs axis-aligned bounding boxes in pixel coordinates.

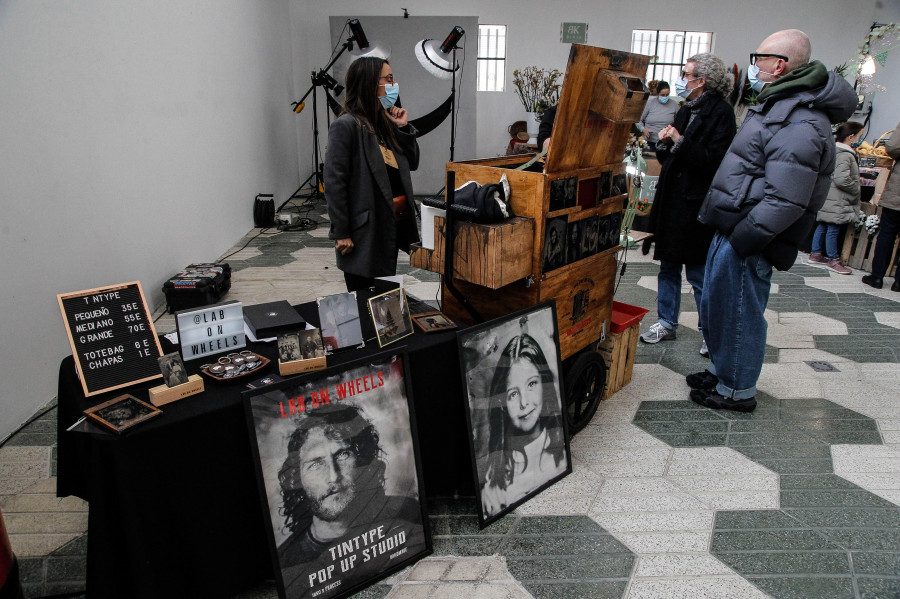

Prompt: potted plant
[512,66,562,142]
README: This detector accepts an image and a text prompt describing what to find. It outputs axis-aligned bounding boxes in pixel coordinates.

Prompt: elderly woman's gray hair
[687,53,734,98]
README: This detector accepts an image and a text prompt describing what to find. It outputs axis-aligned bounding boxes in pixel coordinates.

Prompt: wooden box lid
[544,45,650,175]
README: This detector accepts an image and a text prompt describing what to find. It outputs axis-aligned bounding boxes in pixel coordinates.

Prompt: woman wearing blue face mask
[639,54,736,355]
[808,121,864,274]
[324,57,420,292]
[639,81,679,152]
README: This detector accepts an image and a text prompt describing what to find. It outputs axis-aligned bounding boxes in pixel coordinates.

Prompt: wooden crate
[595,323,640,400]
[841,202,900,276]
[409,216,533,289]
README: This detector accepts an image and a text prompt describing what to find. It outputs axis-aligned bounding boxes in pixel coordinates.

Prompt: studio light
[347,18,391,59]
[415,26,464,80]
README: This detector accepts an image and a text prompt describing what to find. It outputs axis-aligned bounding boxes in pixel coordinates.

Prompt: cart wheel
[564,351,606,435]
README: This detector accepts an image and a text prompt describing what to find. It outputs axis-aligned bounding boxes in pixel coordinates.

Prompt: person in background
[536,105,557,153]
[689,29,857,412]
[324,57,419,292]
[638,81,680,152]
[862,123,900,291]
[639,55,736,357]
[809,121,864,274]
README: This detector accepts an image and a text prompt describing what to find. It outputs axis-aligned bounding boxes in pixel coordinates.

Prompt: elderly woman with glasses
[324,57,420,292]
[639,53,736,356]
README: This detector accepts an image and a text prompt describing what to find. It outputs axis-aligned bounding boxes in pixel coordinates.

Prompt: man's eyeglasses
[750,53,788,65]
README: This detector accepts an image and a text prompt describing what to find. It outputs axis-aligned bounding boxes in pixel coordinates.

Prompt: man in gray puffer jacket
[686,29,857,412]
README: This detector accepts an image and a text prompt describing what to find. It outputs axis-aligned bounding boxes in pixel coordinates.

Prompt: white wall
[293,0,897,162]
[0,0,299,441]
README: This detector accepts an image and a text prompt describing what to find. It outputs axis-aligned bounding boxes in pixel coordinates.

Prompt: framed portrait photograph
[542,216,567,272]
[368,288,414,348]
[597,170,612,200]
[317,292,364,352]
[565,219,583,265]
[83,394,162,434]
[457,302,572,527]
[298,329,326,360]
[278,332,302,363]
[611,172,627,197]
[243,352,432,599]
[580,215,599,258]
[548,178,567,212]
[158,352,189,388]
[411,311,457,334]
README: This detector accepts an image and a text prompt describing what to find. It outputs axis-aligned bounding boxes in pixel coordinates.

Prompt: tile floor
[2,203,899,599]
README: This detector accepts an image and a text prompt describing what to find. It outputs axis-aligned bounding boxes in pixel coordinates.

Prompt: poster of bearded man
[243,351,431,599]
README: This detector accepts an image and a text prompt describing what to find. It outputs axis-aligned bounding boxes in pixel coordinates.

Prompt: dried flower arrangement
[512,66,562,117]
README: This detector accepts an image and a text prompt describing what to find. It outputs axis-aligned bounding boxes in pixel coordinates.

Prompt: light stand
[620,143,648,248]
[415,26,464,161]
[283,19,388,211]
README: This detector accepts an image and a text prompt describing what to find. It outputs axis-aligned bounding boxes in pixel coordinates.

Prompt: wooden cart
[411,44,650,433]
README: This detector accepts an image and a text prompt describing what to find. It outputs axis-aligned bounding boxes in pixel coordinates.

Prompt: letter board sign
[57,281,163,397]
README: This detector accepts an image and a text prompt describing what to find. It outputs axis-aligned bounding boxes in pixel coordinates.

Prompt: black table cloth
[56,295,470,599]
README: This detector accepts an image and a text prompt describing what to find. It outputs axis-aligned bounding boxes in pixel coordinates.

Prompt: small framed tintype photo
[317,292,364,351]
[243,351,432,599]
[457,302,572,527]
[278,331,302,363]
[542,215,567,272]
[83,394,162,434]
[158,352,189,388]
[412,311,457,334]
[298,329,326,360]
[368,288,414,348]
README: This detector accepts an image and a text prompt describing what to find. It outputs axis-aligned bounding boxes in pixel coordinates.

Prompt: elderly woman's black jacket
[647,93,735,265]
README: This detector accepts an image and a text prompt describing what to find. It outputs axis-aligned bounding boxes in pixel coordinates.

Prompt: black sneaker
[686,370,718,390]
[690,388,757,412]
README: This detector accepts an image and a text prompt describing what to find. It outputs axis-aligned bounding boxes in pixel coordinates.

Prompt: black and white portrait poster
[457,302,572,527]
[243,353,431,599]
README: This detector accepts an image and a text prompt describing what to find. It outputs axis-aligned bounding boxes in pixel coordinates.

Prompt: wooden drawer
[410,216,534,289]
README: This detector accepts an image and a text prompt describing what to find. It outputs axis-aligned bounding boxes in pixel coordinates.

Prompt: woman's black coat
[324,114,420,278]
[647,93,736,265]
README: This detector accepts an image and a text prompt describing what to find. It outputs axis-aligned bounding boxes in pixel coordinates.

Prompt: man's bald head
[758,29,811,72]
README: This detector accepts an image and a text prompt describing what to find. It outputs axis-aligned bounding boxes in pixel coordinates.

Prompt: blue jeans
[657,261,705,331]
[699,233,773,400]
[811,223,841,260]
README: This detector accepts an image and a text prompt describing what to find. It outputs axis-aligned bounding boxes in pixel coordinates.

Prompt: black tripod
[282,20,367,213]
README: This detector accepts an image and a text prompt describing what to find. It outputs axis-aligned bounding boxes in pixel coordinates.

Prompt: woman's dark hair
[656,81,670,93]
[341,56,402,153]
[835,121,864,143]
[484,333,564,492]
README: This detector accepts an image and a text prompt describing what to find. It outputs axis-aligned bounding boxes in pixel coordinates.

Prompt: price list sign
[58,282,163,397]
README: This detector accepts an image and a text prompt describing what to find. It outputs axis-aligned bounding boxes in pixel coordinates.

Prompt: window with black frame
[631,30,714,86]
